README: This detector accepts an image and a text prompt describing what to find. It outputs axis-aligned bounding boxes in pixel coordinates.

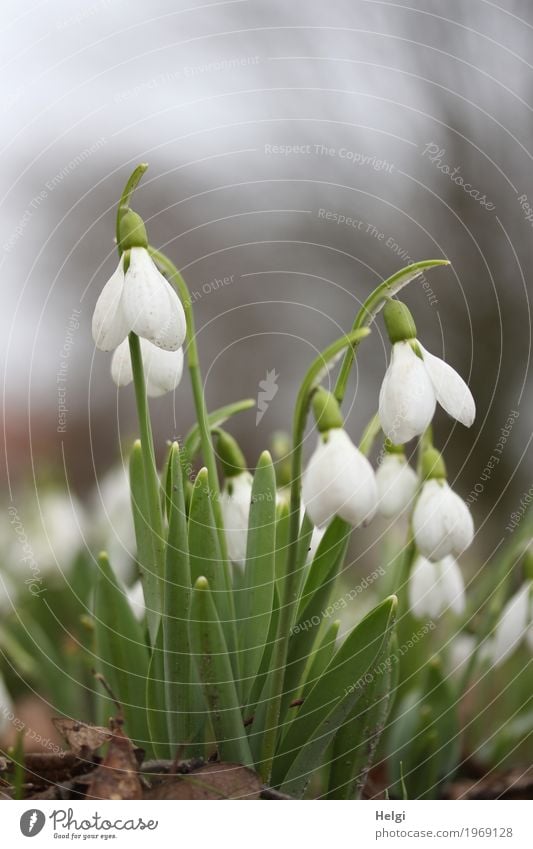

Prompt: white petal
[438,555,466,615]
[126,580,146,621]
[92,257,129,351]
[221,472,253,567]
[110,338,133,387]
[420,344,475,427]
[409,555,441,619]
[376,454,418,518]
[378,342,436,443]
[122,247,186,351]
[488,584,530,667]
[302,428,378,528]
[413,480,474,561]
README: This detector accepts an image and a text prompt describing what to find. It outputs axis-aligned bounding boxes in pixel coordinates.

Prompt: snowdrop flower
[379,299,475,443]
[483,582,533,667]
[302,389,378,529]
[413,449,474,561]
[91,465,136,584]
[217,430,252,568]
[126,579,146,622]
[376,447,418,518]
[111,337,184,397]
[92,211,186,353]
[409,554,466,619]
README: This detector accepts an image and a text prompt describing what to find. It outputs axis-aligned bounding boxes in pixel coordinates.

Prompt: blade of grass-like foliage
[245,584,280,737]
[163,442,195,750]
[189,577,253,767]
[188,468,237,675]
[93,552,150,748]
[130,441,160,642]
[239,451,277,705]
[280,517,350,717]
[301,619,341,700]
[146,624,172,759]
[326,633,394,798]
[274,499,290,583]
[271,595,397,797]
[183,399,255,463]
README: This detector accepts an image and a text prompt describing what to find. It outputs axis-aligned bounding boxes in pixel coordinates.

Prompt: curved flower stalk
[302,390,378,528]
[378,300,475,444]
[409,554,466,619]
[412,448,474,562]
[111,337,184,397]
[376,444,418,518]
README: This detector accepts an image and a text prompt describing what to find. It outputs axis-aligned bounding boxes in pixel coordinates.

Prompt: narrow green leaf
[130,440,160,642]
[188,468,237,670]
[93,552,150,747]
[274,499,290,584]
[146,624,172,759]
[281,518,350,716]
[302,619,340,699]
[189,577,253,766]
[239,451,277,705]
[272,596,397,797]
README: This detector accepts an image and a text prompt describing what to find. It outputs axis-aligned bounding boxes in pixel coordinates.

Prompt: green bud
[421,447,447,481]
[118,208,148,251]
[217,430,247,478]
[312,387,344,433]
[383,299,417,344]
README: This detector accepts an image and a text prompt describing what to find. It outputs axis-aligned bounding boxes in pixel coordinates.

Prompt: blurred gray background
[1,0,532,554]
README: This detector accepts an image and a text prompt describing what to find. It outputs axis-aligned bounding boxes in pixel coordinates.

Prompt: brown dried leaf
[144,762,262,800]
[52,718,111,756]
[84,724,142,800]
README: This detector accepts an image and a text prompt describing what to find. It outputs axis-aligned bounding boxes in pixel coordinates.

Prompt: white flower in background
[0,675,13,738]
[92,246,186,353]
[413,478,474,561]
[448,632,477,678]
[409,554,466,619]
[221,471,253,567]
[90,466,136,584]
[302,428,378,529]
[376,451,418,518]
[378,300,475,443]
[126,579,146,621]
[111,337,184,397]
[483,582,533,667]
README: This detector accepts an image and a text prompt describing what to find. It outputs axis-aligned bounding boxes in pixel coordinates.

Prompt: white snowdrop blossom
[379,340,475,444]
[111,337,184,397]
[413,478,474,561]
[221,471,253,568]
[409,554,466,619]
[92,247,186,353]
[302,428,378,529]
[376,453,418,518]
[483,583,533,667]
[126,580,146,622]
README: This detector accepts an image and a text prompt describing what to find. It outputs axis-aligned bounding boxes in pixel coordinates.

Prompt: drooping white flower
[111,337,184,397]
[376,452,418,518]
[483,583,533,667]
[409,554,466,619]
[302,428,378,529]
[413,478,474,562]
[92,247,186,353]
[126,579,146,621]
[221,470,253,567]
[378,300,475,444]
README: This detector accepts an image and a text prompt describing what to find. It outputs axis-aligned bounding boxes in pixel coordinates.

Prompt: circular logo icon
[20,810,46,837]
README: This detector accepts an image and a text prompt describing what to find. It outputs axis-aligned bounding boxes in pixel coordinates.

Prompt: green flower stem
[128,333,166,611]
[147,246,229,566]
[260,327,370,784]
[116,163,148,247]
[334,260,449,404]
